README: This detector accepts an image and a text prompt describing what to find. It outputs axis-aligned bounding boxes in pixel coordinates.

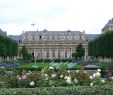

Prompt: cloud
[0,0,113,35]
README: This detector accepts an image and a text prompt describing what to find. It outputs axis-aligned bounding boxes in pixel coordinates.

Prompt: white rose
[49,66,54,69]
[64,76,68,80]
[60,75,63,78]
[111,77,113,80]
[66,79,72,84]
[30,81,35,86]
[89,76,93,79]
[67,77,71,80]
[93,73,96,78]
[101,79,105,83]
[67,70,70,73]
[76,70,79,73]
[74,78,78,83]
[97,69,101,72]
[51,74,56,78]
[96,72,101,77]
[93,72,100,78]
[45,74,48,77]
[90,83,94,87]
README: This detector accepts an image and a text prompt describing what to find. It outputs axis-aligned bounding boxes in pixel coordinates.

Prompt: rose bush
[0,67,113,88]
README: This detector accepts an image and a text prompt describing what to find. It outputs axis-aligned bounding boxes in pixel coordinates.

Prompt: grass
[99,62,113,68]
[18,61,83,70]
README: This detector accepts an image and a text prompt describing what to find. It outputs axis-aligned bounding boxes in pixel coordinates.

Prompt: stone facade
[19,30,88,60]
[102,18,113,33]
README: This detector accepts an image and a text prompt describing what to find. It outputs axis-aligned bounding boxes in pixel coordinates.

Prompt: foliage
[0,85,113,95]
[20,46,32,60]
[72,44,85,59]
[88,31,113,58]
[0,67,111,88]
[0,34,18,57]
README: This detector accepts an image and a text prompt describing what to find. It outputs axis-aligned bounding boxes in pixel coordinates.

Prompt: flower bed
[0,66,113,88]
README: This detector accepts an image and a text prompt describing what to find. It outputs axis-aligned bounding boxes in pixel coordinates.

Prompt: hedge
[0,85,113,95]
[88,31,113,57]
[0,34,18,57]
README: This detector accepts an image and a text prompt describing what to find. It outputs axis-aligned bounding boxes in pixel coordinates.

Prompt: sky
[0,0,113,35]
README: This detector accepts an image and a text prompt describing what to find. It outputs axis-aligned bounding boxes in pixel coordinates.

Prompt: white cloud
[0,0,113,35]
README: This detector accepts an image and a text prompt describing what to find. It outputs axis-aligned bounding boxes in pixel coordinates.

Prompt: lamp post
[32,51,37,68]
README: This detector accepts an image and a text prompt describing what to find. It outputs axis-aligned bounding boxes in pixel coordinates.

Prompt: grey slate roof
[86,34,100,41]
[24,30,83,35]
[9,34,99,42]
[8,35,22,42]
[102,18,113,30]
[0,29,6,35]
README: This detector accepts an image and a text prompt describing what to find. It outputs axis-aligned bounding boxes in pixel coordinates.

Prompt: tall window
[46,51,49,58]
[65,51,67,58]
[52,51,55,58]
[39,35,42,39]
[58,51,60,58]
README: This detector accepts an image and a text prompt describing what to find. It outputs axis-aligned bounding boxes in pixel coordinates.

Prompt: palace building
[19,30,88,60]
[102,18,113,33]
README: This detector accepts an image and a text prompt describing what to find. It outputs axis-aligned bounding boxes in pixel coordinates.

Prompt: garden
[0,31,113,95]
[0,58,113,95]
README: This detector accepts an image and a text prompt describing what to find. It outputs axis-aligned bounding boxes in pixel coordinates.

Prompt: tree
[20,46,32,60]
[88,30,113,58]
[74,44,85,59]
[0,34,18,58]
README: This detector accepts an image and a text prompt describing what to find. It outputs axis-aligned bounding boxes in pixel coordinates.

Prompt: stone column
[49,49,52,60]
[56,49,58,59]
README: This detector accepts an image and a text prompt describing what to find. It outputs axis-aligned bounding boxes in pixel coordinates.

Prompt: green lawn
[19,61,83,69]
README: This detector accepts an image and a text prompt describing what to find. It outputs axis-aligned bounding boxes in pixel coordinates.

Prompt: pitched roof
[102,18,113,30]
[86,34,100,41]
[9,34,99,41]
[8,35,22,41]
[0,29,6,35]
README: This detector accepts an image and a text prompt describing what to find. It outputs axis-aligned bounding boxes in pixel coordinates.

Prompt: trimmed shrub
[0,86,113,95]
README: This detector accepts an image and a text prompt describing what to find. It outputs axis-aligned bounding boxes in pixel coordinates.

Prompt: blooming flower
[45,74,48,77]
[49,66,54,69]
[30,81,35,86]
[49,80,53,85]
[93,72,101,78]
[17,75,22,80]
[90,83,94,87]
[51,74,56,78]
[66,79,72,84]
[44,74,48,80]
[74,78,78,83]
[84,71,87,73]
[22,75,27,79]
[97,69,101,72]
[101,79,105,83]
[67,70,71,73]
[60,75,63,78]
[111,77,113,80]
[0,81,3,84]
[76,70,79,73]
[64,76,68,80]
[64,76,71,80]
[64,76,72,84]
[89,76,93,79]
